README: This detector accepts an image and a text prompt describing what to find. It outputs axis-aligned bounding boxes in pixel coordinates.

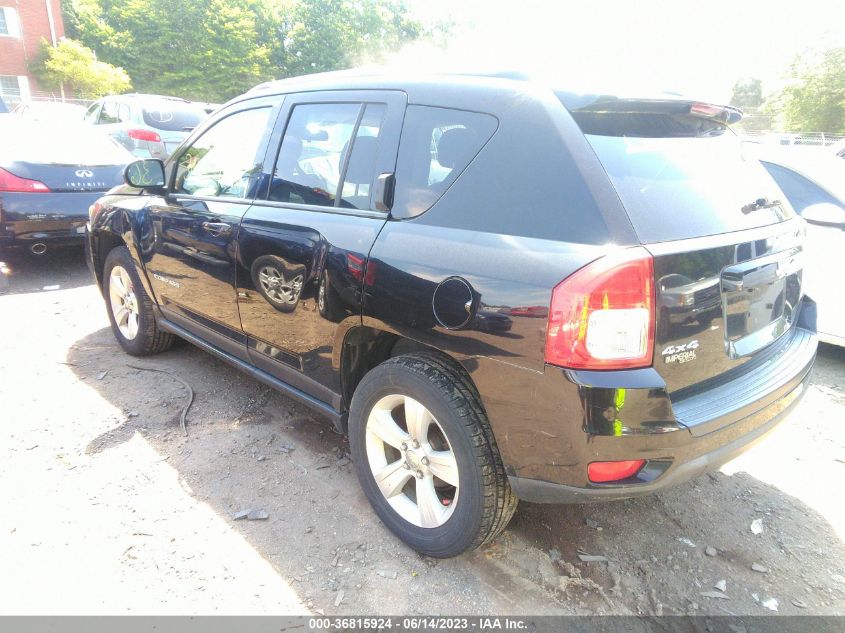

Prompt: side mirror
[803,202,845,228]
[124,159,166,189]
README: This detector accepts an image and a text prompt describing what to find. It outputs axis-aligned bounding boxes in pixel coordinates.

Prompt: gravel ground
[1,248,844,616]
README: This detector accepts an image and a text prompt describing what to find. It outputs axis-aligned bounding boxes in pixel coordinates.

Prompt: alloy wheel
[365,394,459,528]
[108,265,140,340]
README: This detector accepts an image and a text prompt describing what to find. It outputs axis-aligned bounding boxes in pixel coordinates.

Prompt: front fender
[90,194,159,307]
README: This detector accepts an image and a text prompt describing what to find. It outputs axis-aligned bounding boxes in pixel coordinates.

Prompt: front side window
[0,8,9,35]
[175,107,271,198]
[391,106,497,218]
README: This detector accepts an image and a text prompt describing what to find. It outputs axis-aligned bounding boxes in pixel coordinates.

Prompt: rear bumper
[509,361,810,502]
[473,305,817,504]
[0,219,87,248]
[1,191,99,249]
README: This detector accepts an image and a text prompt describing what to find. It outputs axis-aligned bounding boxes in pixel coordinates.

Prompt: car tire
[103,245,174,356]
[348,352,517,557]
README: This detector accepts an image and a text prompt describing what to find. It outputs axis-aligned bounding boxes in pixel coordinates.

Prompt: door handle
[202,222,232,236]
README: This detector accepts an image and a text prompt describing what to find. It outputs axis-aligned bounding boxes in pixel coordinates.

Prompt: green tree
[776,47,845,133]
[730,77,763,110]
[63,0,274,102]
[62,0,431,102]
[276,0,424,77]
[31,37,131,98]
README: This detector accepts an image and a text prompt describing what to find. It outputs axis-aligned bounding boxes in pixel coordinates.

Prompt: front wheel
[103,245,174,356]
[348,353,517,557]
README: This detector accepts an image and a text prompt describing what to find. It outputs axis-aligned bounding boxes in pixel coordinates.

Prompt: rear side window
[340,104,386,209]
[142,102,206,131]
[392,106,497,218]
[269,102,361,207]
[269,102,387,210]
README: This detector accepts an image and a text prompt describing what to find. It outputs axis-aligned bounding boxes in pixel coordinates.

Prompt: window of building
[0,76,22,105]
[0,7,21,37]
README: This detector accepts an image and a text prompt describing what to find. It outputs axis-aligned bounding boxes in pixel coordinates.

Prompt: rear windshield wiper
[741,197,782,214]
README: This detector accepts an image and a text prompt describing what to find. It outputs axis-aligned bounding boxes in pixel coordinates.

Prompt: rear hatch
[563,94,805,398]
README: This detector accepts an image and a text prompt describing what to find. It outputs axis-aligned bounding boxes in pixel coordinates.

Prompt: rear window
[142,102,206,131]
[566,103,796,243]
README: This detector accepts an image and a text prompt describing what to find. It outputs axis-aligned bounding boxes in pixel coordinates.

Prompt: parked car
[0,119,132,255]
[86,72,817,557]
[754,145,845,346]
[12,101,87,125]
[84,94,208,160]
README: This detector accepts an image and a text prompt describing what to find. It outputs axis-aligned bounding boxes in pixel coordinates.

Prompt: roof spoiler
[568,96,743,125]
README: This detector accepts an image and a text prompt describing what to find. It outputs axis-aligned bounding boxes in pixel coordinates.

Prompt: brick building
[0,0,64,105]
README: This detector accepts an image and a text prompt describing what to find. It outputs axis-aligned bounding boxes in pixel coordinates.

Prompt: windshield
[0,121,133,165]
[142,102,206,131]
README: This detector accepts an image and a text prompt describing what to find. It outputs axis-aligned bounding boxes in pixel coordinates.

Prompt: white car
[755,145,845,346]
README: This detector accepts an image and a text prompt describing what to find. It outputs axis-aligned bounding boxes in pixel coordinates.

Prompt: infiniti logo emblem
[75,169,93,178]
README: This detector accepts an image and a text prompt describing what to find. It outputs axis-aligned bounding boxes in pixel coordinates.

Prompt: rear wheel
[103,245,174,356]
[349,353,517,557]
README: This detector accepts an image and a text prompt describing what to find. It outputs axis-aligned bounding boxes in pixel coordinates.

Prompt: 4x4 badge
[662,340,699,364]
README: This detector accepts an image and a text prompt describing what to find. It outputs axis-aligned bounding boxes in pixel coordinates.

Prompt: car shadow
[66,327,845,615]
[0,247,93,295]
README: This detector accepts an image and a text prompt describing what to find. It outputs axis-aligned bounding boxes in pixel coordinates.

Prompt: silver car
[754,145,845,346]
[83,94,208,159]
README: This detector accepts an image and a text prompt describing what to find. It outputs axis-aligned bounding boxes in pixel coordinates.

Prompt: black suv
[86,72,817,557]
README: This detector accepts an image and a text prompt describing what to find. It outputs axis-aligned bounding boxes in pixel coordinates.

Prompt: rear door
[569,98,805,398]
[237,90,405,406]
[144,98,279,359]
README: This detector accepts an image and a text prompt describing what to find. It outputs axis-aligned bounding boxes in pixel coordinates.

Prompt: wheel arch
[336,324,481,432]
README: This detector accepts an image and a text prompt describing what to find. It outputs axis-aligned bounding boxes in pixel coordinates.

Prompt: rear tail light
[128,129,162,143]
[545,247,655,370]
[588,460,646,483]
[0,167,51,193]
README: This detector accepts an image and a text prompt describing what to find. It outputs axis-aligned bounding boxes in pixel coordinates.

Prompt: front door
[237,91,406,408]
[145,101,278,358]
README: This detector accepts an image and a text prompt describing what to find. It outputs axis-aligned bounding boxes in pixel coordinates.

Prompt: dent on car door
[144,103,277,357]
[237,93,405,407]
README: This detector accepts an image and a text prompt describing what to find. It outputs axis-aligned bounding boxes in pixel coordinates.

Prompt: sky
[397,0,845,104]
